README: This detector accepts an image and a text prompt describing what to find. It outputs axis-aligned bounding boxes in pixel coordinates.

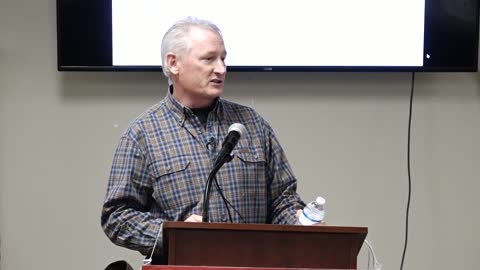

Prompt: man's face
[170,27,227,108]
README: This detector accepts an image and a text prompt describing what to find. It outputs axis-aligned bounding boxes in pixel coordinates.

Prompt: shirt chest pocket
[222,148,268,222]
[234,147,266,169]
[233,149,267,197]
[149,156,201,211]
[235,148,265,163]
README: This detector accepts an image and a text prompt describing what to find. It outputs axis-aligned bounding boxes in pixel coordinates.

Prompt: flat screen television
[56,0,480,72]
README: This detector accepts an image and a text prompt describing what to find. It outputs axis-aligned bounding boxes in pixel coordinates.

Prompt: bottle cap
[315,196,326,205]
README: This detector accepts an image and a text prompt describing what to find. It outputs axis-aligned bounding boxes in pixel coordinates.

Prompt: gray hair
[161,17,223,78]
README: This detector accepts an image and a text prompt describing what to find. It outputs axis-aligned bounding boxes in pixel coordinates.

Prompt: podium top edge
[163,221,368,234]
[143,266,354,270]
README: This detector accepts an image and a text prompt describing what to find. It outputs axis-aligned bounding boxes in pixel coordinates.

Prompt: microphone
[206,136,216,150]
[214,123,247,166]
[202,123,247,222]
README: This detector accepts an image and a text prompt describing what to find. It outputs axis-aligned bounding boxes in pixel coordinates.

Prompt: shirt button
[166,166,171,172]
[221,214,227,222]
[254,154,259,160]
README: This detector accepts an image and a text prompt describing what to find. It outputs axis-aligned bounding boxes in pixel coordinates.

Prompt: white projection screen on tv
[56,0,480,72]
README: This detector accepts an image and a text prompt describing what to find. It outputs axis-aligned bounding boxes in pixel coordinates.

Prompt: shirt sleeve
[101,134,163,256]
[264,121,306,224]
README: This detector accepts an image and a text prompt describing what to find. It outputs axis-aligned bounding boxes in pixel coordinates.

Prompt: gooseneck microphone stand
[202,154,234,222]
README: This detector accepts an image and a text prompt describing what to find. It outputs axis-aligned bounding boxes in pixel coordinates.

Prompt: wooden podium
[143,221,367,270]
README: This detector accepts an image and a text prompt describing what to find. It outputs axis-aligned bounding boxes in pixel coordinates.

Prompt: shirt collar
[165,85,224,126]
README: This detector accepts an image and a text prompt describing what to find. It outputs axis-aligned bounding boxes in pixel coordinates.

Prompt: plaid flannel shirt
[101,89,305,256]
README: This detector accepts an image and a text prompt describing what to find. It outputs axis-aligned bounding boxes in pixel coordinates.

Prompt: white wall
[1,1,479,270]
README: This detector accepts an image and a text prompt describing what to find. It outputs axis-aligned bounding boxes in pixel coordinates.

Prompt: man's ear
[166,53,180,75]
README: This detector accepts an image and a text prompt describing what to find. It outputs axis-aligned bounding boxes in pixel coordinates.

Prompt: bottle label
[299,209,323,225]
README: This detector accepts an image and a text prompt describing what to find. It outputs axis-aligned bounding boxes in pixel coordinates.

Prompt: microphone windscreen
[228,123,247,137]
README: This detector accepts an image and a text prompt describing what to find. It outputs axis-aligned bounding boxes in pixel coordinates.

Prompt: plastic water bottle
[298,196,326,225]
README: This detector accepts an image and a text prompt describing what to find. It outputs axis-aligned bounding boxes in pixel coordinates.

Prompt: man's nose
[214,59,226,74]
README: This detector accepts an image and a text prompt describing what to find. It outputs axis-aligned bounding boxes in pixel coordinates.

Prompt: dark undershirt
[191,105,214,128]
[170,85,215,128]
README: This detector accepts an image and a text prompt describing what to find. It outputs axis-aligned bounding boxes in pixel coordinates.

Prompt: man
[101,17,305,261]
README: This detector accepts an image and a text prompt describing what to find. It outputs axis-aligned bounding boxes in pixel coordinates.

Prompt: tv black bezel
[56,0,480,72]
